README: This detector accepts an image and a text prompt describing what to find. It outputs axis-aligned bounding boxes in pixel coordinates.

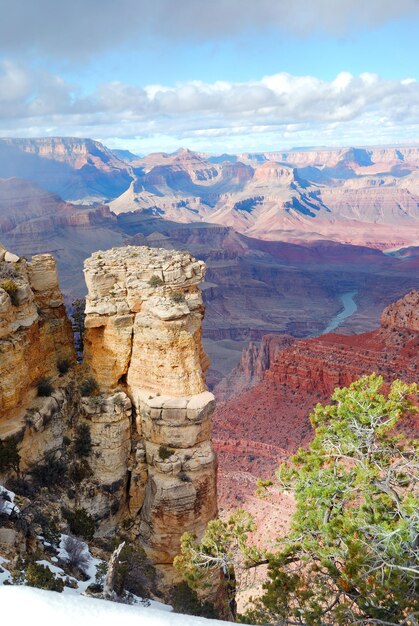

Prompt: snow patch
[0,484,19,516]
[0,586,233,626]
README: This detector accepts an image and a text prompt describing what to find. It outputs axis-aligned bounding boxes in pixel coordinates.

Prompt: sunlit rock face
[83,246,217,582]
[0,245,75,423]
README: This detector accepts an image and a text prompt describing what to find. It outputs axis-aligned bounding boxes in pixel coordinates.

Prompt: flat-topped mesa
[83,245,209,396]
[83,246,217,583]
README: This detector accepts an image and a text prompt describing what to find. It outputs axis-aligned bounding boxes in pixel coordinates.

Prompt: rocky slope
[0,244,217,590]
[0,244,75,427]
[0,177,126,299]
[0,137,132,201]
[124,221,419,387]
[213,290,419,513]
[111,145,419,249]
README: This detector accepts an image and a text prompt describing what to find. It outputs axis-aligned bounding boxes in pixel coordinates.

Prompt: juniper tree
[176,375,418,626]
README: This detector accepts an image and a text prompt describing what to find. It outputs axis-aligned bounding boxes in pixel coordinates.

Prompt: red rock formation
[215,334,296,400]
[213,290,419,510]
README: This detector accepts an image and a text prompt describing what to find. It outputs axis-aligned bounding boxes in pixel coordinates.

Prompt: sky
[0,0,418,154]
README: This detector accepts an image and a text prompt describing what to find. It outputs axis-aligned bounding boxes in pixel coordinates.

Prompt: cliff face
[0,244,75,425]
[0,243,216,590]
[83,246,217,581]
[213,290,419,511]
[215,334,297,400]
[0,137,132,201]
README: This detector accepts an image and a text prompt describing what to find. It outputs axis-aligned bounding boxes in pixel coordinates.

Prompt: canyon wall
[213,290,419,512]
[0,243,217,590]
[0,244,74,427]
[83,246,217,581]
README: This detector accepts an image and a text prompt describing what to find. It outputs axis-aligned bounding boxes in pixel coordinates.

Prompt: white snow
[0,484,19,516]
[36,559,66,576]
[0,556,11,585]
[0,586,234,626]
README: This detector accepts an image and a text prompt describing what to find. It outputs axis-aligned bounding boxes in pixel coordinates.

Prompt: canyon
[0,243,217,589]
[213,290,419,519]
[1,138,419,250]
[1,138,418,388]
[1,177,417,388]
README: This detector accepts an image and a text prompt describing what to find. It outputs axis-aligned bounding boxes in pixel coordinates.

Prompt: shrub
[74,423,92,458]
[158,445,174,460]
[26,562,64,592]
[0,264,19,280]
[79,377,98,396]
[36,377,54,397]
[64,508,95,540]
[5,477,34,498]
[88,395,104,410]
[148,275,164,287]
[29,451,67,488]
[62,535,90,575]
[0,435,20,474]
[113,543,158,599]
[1,278,19,305]
[171,582,219,618]
[69,460,92,483]
[57,357,71,375]
[170,290,185,303]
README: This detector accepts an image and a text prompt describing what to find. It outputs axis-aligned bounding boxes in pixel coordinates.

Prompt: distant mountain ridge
[0,137,132,202]
[1,137,419,248]
[112,144,419,250]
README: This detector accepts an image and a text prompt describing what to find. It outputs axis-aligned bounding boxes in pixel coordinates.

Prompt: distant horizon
[2,135,419,158]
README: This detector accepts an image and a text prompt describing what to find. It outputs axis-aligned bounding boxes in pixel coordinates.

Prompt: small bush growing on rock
[69,460,92,483]
[1,278,19,305]
[63,507,95,540]
[170,290,186,303]
[148,275,164,287]
[5,477,34,498]
[36,377,54,397]
[0,264,19,280]
[158,445,174,460]
[112,395,126,410]
[74,423,92,458]
[26,561,64,592]
[79,377,98,396]
[0,435,21,474]
[88,395,105,411]
[29,451,67,488]
[57,357,71,375]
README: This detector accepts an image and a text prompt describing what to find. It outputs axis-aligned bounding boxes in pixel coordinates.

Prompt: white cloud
[0,0,418,60]
[1,63,419,152]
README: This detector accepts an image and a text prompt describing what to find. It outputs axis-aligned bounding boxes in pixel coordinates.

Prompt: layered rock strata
[83,246,217,579]
[214,290,419,511]
[0,244,74,426]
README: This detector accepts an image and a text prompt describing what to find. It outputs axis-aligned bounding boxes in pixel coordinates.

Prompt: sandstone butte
[0,243,217,588]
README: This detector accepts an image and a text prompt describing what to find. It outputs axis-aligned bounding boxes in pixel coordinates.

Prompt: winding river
[322,290,358,335]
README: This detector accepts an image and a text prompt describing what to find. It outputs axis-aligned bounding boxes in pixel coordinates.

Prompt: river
[322,290,358,335]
